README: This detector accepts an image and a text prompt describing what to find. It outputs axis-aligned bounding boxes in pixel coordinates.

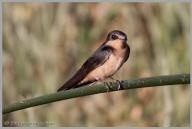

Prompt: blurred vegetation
[2,3,190,127]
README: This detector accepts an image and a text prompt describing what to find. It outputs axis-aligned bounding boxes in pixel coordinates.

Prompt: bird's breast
[79,53,124,84]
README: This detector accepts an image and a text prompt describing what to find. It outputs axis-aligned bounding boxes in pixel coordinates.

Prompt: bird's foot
[110,77,123,90]
[104,81,113,92]
[116,80,123,90]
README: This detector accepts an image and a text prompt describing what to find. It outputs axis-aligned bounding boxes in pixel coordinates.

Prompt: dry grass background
[2,2,190,127]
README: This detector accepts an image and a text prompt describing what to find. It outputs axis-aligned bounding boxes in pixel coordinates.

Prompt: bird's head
[106,30,127,44]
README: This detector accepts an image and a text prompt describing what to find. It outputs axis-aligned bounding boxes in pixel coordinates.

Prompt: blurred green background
[2,2,190,127]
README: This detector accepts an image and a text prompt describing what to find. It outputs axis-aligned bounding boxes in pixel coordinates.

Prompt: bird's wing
[122,44,130,63]
[57,45,114,92]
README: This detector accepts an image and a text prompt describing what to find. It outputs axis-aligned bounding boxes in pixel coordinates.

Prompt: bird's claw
[116,80,123,90]
[110,77,123,90]
[104,82,112,92]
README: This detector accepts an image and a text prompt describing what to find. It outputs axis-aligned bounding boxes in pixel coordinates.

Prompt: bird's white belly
[83,55,124,82]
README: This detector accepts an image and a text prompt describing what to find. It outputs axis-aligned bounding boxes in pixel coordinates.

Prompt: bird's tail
[57,81,93,92]
[57,83,70,92]
[57,66,92,92]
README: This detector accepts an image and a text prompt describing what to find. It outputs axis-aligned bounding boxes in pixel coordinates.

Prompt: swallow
[57,30,130,92]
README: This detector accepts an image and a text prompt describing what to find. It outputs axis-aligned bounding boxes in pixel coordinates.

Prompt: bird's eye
[111,35,118,40]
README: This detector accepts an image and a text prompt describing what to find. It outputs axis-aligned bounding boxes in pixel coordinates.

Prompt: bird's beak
[121,38,126,43]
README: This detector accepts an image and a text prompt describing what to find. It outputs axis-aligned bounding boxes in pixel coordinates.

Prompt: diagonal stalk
[3,74,190,114]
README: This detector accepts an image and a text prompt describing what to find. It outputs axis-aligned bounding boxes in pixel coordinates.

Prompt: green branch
[3,74,190,114]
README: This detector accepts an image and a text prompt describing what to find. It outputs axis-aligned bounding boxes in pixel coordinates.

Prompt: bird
[57,30,130,92]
